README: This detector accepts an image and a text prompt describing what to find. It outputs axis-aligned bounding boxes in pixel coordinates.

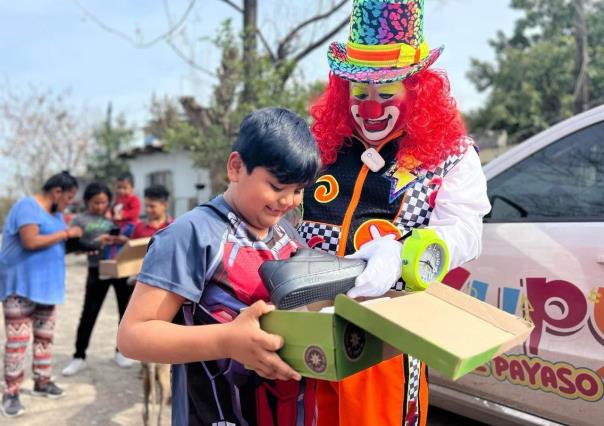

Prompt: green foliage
[87,104,135,183]
[587,1,604,106]
[163,20,325,194]
[466,0,604,143]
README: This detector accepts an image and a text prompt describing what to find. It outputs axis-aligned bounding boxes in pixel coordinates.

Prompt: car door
[432,119,604,426]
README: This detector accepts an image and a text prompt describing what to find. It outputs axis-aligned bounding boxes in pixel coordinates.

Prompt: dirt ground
[0,254,171,425]
[0,255,483,426]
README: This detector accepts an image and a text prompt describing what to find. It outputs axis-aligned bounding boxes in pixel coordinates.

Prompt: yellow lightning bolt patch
[385,164,417,203]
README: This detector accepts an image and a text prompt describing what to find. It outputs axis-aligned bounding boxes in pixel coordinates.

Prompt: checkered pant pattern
[405,356,422,426]
[407,356,421,402]
[297,221,341,255]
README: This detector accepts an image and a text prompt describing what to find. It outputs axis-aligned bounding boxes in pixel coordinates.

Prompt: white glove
[346,231,403,299]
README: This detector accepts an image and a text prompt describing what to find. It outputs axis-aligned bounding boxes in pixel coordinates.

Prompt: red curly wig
[310,69,467,171]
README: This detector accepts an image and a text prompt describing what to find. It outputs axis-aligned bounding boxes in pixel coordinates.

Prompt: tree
[86,103,135,183]
[0,85,94,193]
[466,0,604,144]
[75,0,349,88]
[217,0,348,95]
[144,94,182,140]
[162,21,325,195]
[74,2,343,193]
[573,0,589,113]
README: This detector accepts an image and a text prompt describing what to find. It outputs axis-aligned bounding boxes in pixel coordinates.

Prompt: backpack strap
[199,202,231,224]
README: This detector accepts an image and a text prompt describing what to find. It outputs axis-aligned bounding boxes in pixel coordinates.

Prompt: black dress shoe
[259,248,366,310]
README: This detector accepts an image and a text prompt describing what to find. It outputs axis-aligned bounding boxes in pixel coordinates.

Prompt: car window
[486,120,604,222]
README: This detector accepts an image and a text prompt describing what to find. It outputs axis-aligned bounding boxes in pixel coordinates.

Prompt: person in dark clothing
[62,182,135,376]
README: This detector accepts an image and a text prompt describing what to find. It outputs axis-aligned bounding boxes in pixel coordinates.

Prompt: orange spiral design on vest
[314,175,339,204]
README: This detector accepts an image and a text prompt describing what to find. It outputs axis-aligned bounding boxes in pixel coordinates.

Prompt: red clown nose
[358,100,383,119]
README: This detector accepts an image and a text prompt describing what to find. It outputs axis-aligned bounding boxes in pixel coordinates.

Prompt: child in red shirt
[110,172,141,229]
[130,185,173,239]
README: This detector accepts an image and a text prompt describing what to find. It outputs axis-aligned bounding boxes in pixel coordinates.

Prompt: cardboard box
[260,301,398,381]
[260,283,533,381]
[99,237,151,278]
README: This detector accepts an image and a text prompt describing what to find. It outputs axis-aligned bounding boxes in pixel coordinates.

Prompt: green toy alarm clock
[401,228,450,292]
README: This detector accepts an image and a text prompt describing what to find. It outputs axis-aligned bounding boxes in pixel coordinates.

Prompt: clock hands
[420,259,435,272]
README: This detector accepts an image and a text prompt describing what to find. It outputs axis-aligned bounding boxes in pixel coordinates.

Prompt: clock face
[418,243,445,282]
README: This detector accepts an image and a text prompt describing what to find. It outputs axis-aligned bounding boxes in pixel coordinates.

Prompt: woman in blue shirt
[0,171,82,418]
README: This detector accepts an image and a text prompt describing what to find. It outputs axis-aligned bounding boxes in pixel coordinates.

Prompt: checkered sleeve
[297,221,341,255]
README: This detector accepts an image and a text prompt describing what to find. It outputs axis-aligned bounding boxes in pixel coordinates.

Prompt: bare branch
[277,0,348,59]
[257,29,276,62]
[291,14,349,66]
[73,0,197,48]
[216,0,274,59]
[165,40,217,77]
[218,0,243,13]
[162,0,217,77]
[0,84,94,193]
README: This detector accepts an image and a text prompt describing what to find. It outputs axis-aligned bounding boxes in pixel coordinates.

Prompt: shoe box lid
[260,283,533,381]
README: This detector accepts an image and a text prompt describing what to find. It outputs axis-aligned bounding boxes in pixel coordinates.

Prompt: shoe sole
[273,276,359,310]
[62,367,86,376]
[1,407,25,417]
[31,391,65,399]
[259,248,366,310]
[114,363,134,368]
[113,357,134,368]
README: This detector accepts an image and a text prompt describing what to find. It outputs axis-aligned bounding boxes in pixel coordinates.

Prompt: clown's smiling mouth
[363,115,392,132]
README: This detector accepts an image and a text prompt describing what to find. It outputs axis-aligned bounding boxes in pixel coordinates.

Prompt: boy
[110,171,141,229]
[117,108,321,426]
[130,184,173,239]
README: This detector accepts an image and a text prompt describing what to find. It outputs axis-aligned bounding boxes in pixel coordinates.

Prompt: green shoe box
[260,283,533,381]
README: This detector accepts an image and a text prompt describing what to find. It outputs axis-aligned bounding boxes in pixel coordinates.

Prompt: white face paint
[349,81,407,146]
[350,104,401,142]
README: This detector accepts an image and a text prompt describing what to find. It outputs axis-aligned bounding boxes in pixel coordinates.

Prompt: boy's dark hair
[117,171,134,186]
[83,182,113,203]
[144,184,170,202]
[42,171,78,192]
[233,107,321,186]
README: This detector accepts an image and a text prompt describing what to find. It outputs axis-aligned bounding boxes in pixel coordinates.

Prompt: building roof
[118,139,167,159]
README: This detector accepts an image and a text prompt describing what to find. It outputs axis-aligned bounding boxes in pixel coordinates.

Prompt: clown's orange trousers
[316,355,429,426]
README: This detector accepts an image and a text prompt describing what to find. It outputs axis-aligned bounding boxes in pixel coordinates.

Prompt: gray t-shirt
[138,195,312,426]
[71,212,114,267]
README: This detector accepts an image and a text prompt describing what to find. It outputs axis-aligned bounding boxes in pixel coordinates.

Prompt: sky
[0,0,521,190]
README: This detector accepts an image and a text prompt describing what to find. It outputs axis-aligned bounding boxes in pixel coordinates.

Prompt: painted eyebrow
[378,83,403,94]
[351,84,369,97]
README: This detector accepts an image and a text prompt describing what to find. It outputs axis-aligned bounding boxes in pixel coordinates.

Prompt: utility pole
[573,0,589,113]
[242,0,258,103]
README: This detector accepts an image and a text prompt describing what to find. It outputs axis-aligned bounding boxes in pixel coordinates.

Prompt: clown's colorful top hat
[327,0,442,83]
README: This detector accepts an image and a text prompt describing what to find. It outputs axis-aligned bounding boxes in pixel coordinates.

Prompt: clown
[299,0,491,425]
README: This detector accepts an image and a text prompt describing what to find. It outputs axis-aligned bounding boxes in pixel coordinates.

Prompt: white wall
[127,149,211,218]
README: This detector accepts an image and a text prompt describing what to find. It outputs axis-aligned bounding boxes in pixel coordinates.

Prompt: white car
[430,105,604,426]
